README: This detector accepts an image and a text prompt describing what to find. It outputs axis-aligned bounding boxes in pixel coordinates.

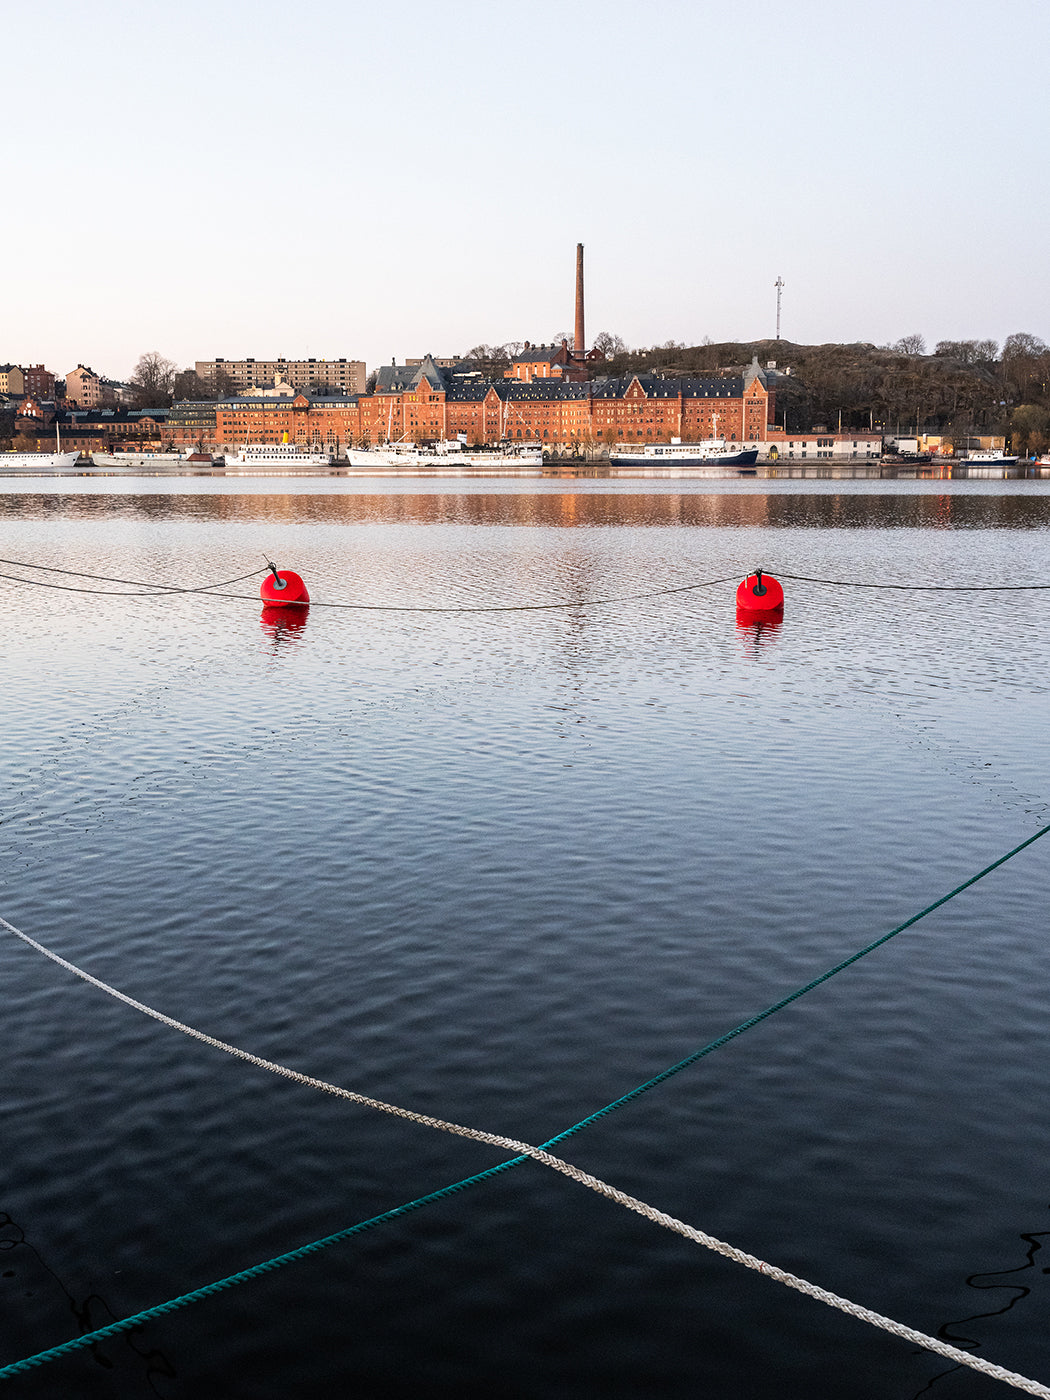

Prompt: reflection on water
[2,483,1050,530]
[734,615,784,656]
[913,1225,1050,1397]
[0,1210,175,1392]
[260,603,310,644]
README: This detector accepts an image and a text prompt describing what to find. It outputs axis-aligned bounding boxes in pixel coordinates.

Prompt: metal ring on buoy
[260,564,310,607]
[736,569,784,619]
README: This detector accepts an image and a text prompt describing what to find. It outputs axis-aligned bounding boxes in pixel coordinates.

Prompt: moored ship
[956,448,1021,478]
[0,423,80,471]
[344,439,542,474]
[609,438,760,472]
[0,449,81,471]
[964,449,1019,466]
[223,443,334,474]
[89,450,201,473]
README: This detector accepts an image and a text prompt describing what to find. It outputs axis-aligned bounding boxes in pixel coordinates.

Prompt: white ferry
[0,424,80,471]
[89,451,198,473]
[344,439,542,474]
[223,443,334,474]
[609,438,760,471]
[0,449,81,471]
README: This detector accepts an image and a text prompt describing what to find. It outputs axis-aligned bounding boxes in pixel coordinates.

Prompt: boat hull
[87,455,171,474]
[609,446,759,468]
[344,445,542,474]
[0,452,82,471]
[224,446,334,474]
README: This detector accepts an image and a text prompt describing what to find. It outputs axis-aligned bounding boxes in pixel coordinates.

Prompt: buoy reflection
[735,612,783,654]
[261,603,309,643]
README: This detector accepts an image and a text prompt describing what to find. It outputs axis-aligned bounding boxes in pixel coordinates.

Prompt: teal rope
[3,821,1048,1381]
[542,818,1050,1146]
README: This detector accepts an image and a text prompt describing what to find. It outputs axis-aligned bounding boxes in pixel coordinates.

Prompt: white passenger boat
[344,439,542,474]
[609,438,760,470]
[0,449,81,471]
[0,423,80,471]
[90,451,196,472]
[223,443,334,474]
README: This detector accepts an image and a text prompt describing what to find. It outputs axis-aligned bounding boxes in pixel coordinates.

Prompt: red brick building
[504,340,605,384]
[15,401,170,453]
[23,365,56,398]
[165,356,775,454]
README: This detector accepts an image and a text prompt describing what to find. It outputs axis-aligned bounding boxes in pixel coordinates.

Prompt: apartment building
[0,365,25,396]
[195,356,366,396]
[65,364,103,407]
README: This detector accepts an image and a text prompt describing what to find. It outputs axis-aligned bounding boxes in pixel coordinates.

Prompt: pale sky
[5,0,1047,383]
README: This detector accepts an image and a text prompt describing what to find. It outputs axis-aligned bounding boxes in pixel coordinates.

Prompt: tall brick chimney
[574,242,585,357]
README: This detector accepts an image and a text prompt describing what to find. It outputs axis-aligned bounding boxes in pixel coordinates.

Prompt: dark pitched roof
[376,355,449,394]
[443,373,750,404]
[511,343,566,364]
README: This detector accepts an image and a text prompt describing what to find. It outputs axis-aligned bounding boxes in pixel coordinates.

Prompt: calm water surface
[1,479,1049,1399]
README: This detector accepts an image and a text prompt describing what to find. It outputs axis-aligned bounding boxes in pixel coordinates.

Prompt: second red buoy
[736,569,784,619]
[261,562,310,607]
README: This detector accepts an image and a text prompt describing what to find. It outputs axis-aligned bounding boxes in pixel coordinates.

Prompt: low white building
[767,432,882,460]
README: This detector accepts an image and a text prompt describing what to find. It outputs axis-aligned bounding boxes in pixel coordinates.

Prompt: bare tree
[892,334,927,355]
[173,368,208,401]
[1001,333,1050,405]
[129,352,177,408]
[209,369,236,401]
[1002,332,1048,360]
[464,344,510,377]
[1011,403,1050,456]
[593,330,627,358]
[934,339,998,365]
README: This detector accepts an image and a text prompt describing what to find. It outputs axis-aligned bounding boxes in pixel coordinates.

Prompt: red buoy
[261,563,310,608]
[736,569,784,620]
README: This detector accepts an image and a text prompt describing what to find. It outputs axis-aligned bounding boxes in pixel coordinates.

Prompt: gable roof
[376,355,449,394]
[511,342,568,364]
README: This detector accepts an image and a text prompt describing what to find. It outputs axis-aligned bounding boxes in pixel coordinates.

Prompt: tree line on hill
[452,331,1050,451]
[589,331,1050,452]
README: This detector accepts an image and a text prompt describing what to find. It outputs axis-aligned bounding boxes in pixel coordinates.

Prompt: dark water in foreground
[1,479,1049,1400]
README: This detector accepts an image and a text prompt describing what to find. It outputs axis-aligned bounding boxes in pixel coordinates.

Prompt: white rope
[4,912,1048,1397]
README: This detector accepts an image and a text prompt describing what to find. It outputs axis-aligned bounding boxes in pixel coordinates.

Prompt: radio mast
[774,277,784,340]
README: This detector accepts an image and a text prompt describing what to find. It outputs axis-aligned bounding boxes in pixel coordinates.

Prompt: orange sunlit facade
[166,368,775,453]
